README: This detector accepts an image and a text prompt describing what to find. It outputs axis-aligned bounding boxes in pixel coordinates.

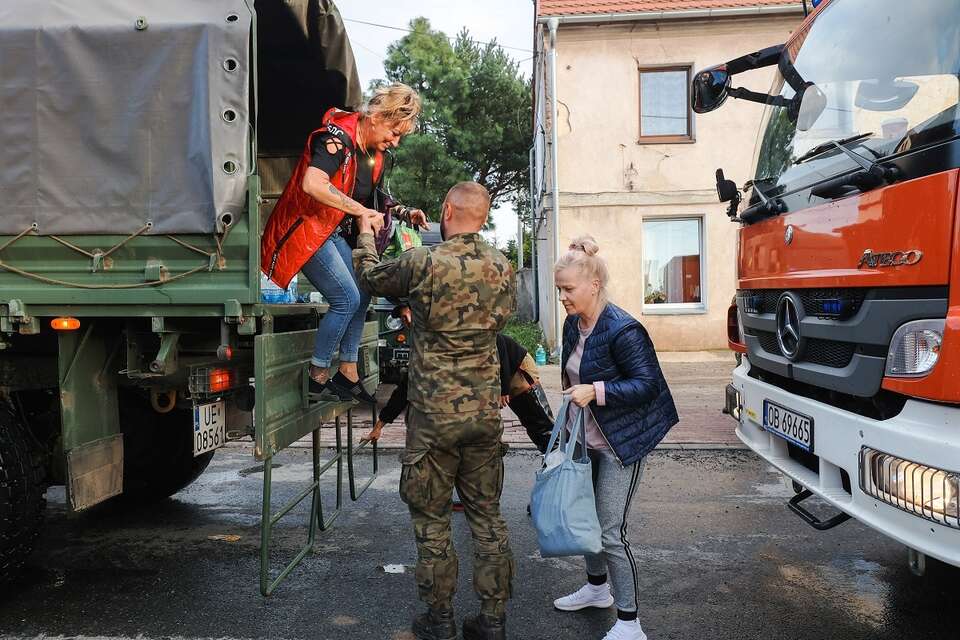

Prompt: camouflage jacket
[354,231,515,414]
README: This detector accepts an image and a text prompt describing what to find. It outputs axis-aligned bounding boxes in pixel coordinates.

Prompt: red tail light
[209,368,232,393]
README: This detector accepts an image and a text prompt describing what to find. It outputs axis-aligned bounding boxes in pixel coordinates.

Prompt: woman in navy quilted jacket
[551,236,678,640]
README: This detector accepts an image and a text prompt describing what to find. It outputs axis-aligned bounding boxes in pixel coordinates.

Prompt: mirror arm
[728,87,793,108]
[725,44,784,76]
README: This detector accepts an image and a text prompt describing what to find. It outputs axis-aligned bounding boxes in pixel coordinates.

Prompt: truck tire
[0,406,45,583]
[117,392,214,503]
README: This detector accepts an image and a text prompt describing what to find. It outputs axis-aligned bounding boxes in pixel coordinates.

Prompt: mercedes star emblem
[776,293,805,361]
[784,225,794,245]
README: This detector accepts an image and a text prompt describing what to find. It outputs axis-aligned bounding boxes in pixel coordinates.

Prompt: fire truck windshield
[751,0,960,195]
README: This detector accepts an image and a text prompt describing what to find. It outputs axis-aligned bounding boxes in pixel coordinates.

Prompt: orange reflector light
[51,317,81,331]
[209,368,232,393]
[396,333,406,344]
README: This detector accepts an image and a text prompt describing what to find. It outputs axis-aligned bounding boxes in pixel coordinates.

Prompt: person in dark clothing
[366,331,554,451]
[551,235,678,640]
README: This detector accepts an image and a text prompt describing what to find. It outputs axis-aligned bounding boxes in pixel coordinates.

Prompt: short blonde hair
[554,235,610,298]
[363,83,421,130]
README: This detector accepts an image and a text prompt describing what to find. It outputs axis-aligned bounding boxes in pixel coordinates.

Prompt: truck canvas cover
[0,0,252,236]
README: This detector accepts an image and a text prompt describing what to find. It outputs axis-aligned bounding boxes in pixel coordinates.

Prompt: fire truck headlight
[885,319,944,377]
[860,447,960,528]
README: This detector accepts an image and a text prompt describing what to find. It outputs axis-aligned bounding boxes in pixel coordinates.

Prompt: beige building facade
[531,1,806,351]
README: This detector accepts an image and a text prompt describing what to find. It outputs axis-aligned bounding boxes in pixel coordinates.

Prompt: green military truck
[0,0,378,595]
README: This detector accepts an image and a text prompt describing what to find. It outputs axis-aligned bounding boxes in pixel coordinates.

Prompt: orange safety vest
[260,108,385,288]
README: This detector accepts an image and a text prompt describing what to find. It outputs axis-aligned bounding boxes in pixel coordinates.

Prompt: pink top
[564,323,609,450]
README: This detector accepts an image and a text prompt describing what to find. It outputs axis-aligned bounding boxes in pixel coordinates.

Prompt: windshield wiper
[808,136,901,199]
[740,179,786,223]
[794,132,874,165]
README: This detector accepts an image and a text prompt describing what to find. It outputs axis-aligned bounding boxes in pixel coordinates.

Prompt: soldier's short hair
[445,182,490,216]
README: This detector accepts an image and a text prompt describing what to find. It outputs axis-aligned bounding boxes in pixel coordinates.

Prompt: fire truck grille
[739,288,867,319]
[754,330,856,369]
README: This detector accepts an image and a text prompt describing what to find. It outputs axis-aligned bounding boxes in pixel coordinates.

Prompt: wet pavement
[323,353,743,450]
[1,447,957,640]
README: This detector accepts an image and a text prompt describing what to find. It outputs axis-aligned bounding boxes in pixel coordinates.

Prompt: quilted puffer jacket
[561,303,678,466]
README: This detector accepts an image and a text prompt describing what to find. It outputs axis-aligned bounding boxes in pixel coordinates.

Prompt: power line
[342,17,534,54]
[353,40,386,60]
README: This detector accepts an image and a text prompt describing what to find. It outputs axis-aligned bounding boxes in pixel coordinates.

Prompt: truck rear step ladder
[258,402,379,596]
[254,325,379,596]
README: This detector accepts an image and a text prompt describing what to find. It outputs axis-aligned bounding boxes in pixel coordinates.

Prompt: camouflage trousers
[400,406,515,616]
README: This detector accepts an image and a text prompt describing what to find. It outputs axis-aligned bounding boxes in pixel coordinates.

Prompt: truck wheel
[0,406,45,583]
[117,392,214,503]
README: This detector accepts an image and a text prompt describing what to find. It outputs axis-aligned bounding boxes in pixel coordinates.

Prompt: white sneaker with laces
[553,582,615,611]
[602,619,648,640]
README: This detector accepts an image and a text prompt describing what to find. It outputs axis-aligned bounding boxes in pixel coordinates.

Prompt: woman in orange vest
[261,84,427,402]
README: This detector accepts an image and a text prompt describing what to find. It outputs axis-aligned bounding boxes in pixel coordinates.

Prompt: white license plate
[763,400,814,451]
[193,401,226,457]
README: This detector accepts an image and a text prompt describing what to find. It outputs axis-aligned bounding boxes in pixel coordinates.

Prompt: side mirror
[715,169,739,202]
[715,169,742,219]
[855,79,919,112]
[692,66,731,114]
[794,83,828,131]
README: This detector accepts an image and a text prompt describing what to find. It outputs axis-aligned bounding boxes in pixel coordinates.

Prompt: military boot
[462,613,506,640]
[411,607,457,640]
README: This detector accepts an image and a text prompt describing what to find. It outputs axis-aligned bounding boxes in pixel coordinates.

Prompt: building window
[638,66,693,143]
[643,217,705,313]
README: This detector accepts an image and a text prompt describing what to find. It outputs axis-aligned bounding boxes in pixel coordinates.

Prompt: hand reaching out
[358,209,384,235]
[408,209,430,230]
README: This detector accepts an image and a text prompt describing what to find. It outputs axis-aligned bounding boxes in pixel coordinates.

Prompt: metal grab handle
[317,418,343,532]
[346,405,379,501]
[787,489,852,531]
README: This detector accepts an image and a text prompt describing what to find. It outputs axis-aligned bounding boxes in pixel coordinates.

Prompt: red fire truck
[693,0,960,573]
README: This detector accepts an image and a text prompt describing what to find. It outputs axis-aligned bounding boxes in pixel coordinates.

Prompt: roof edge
[537,4,805,24]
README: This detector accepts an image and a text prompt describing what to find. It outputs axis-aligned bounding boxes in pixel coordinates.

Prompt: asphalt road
[1,447,957,640]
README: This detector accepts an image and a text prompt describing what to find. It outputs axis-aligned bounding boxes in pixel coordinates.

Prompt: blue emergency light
[811,0,824,6]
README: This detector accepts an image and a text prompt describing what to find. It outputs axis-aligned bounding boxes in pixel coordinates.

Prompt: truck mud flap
[253,320,379,596]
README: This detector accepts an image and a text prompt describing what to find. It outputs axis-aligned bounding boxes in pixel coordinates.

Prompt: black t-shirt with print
[308,132,378,245]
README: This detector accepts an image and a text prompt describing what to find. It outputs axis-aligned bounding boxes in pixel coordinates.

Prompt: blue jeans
[300,231,371,368]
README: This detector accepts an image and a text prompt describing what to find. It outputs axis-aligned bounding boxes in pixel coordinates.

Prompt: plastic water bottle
[284,274,298,303]
[534,344,547,366]
[260,273,298,304]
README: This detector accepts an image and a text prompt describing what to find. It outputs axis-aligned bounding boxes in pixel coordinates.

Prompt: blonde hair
[554,235,610,298]
[363,83,421,130]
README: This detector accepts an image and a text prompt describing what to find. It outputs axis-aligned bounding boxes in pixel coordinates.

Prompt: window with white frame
[642,217,704,312]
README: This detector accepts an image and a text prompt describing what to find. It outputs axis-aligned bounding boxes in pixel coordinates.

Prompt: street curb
[223,441,749,452]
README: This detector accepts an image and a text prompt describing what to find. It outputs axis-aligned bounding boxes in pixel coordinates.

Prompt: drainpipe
[530,147,540,322]
[547,16,561,352]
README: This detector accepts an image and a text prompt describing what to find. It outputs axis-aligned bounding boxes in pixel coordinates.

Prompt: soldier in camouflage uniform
[354,182,515,640]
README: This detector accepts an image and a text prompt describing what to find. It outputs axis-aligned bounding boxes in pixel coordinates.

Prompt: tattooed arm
[302,167,383,230]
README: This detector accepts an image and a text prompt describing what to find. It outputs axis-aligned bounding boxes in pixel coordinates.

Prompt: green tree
[502,231,533,269]
[374,18,531,219]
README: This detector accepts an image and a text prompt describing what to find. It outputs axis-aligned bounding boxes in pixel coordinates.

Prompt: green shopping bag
[382,222,423,259]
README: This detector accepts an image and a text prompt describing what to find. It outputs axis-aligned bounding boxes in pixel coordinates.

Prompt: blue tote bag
[530,397,603,557]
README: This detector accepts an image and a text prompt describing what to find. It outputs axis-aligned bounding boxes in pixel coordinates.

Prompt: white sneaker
[553,582,615,611]
[602,619,648,640]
